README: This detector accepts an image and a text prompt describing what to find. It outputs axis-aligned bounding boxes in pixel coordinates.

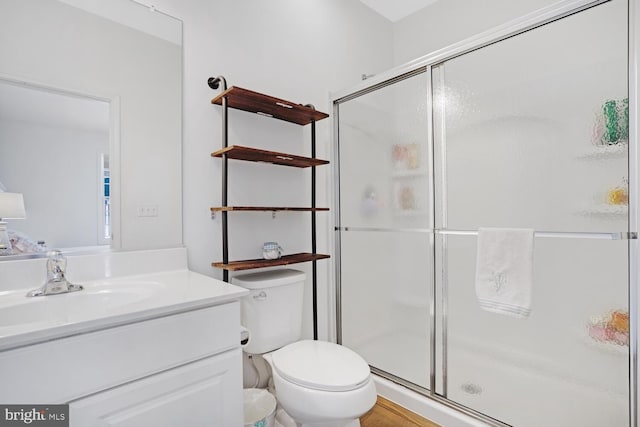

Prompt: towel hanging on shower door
[475,228,534,318]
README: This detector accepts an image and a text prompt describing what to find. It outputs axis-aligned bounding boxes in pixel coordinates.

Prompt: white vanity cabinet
[0,301,243,427]
[69,350,240,426]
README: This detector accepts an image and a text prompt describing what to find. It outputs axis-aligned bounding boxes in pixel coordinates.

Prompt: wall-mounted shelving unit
[208,76,330,339]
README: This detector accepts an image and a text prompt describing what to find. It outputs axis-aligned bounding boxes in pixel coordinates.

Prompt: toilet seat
[271,340,370,392]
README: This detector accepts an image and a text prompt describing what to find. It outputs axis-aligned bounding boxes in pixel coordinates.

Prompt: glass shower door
[433,0,629,425]
[337,71,433,389]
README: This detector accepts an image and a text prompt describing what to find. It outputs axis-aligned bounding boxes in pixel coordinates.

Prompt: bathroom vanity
[0,248,248,426]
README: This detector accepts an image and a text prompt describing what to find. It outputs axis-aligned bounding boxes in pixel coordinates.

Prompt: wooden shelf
[212,145,329,168]
[210,206,329,212]
[211,86,329,125]
[212,252,330,271]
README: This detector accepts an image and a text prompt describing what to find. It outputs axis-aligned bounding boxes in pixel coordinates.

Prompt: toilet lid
[271,340,371,392]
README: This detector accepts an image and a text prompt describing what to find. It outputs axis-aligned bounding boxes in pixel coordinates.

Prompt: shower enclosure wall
[333,0,636,426]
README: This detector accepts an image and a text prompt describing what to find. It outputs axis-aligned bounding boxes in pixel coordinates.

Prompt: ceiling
[359,0,439,22]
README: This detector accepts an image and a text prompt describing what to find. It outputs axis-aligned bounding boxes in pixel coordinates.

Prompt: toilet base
[275,407,361,427]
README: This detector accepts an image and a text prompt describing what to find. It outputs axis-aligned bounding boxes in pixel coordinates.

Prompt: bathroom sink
[0,268,248,351]
[0,283,159,329]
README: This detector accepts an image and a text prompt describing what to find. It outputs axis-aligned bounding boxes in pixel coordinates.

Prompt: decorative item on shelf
[606,177,628,206]
[262,242,283,260]
[392,144,407,170]
[576,176,629,218]
[592,98,628,146]
[587,309,629,347]
[392,143,420,170]
[8,230,46,254]
[407,144,420,169]
[361,186,381,218]
[399,186,416,210]
[0,192,26,256]
[393,181,417,212]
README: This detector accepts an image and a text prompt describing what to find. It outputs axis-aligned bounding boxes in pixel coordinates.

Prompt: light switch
[137,205,158,217]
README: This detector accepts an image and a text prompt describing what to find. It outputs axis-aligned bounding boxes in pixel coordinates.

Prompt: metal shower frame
[331,0,640,425]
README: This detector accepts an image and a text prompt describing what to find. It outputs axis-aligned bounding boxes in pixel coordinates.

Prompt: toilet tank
[232,269,306,354]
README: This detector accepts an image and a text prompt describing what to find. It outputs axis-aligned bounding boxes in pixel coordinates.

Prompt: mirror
[0,0,183,257]
[0,81,111,252]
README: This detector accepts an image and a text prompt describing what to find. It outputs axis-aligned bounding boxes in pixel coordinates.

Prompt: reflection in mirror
[0,80,111,253]
[0,0,183,258]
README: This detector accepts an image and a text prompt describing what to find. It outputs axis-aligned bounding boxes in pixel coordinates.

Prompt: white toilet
[233,269,377,427]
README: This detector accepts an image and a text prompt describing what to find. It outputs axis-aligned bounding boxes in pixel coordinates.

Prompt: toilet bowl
[233,269,377,427]
[264,340,377,427]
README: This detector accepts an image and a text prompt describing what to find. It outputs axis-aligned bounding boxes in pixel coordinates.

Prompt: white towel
[475,228,534,318]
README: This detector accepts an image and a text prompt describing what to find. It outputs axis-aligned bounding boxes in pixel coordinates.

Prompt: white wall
[392,0,561,66]
[148,0,394,340]
[0,0,182,251]
[0,119,108,248]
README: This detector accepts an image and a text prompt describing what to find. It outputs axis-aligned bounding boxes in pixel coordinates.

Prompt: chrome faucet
[26,250,83,297]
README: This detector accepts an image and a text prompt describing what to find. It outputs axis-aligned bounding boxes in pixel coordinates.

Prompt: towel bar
[335,227,637,240]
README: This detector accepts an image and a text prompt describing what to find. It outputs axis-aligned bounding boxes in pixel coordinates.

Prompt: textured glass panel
[433,0,628,233]
[338,72,431,230]
[340,230,431,389]
[442,234,628,426]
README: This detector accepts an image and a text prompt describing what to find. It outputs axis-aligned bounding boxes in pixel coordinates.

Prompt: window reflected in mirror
[100,153,111,245]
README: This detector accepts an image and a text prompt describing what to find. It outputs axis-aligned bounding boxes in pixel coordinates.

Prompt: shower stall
[333,0,636,426]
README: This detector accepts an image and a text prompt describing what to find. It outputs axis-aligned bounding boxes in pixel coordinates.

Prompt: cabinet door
[69,349,242,427]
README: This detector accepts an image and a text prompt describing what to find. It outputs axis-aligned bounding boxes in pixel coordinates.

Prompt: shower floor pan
[351,332,627,427]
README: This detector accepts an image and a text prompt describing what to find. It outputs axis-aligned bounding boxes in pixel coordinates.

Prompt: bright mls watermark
[0,405,68,426]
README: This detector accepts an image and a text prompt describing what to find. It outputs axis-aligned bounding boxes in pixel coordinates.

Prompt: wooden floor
[360,396,440,427]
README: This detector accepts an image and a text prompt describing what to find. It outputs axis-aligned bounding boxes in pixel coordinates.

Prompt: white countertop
[0,269,248,352]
